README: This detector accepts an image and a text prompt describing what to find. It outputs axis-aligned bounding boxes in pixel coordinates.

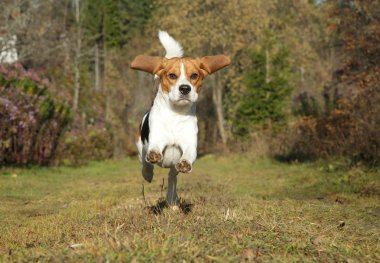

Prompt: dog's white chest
[160,145,182,168]
[159,114,197,143]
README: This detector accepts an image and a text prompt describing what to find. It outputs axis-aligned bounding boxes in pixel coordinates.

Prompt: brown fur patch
[183,58,205,92]
[157,59,182,93]
[157,58,206,93]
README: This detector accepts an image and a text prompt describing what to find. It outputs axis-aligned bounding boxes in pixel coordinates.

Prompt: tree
[148,0,327,149]
[72,0,82,112]
[149,0,275,148]
[233,45,294,137]
[287,0,380,165]
[0,0,70,68]
[274,1,331,94]
[80,0,153,120]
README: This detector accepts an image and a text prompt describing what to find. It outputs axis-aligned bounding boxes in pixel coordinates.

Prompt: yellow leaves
[328,23,338,33]
[2,139,11,149]
[151,0,272,56]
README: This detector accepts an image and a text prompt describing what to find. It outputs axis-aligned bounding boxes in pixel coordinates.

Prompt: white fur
[147,87,198,168]
[137,86,198,205]
[137,31,198,206]
[158,30,183,58]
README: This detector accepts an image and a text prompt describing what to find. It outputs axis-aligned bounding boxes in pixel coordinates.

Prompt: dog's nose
[179,85,191,95]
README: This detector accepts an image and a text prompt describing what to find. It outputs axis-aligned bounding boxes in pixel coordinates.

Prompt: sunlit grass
[0,156,379,261]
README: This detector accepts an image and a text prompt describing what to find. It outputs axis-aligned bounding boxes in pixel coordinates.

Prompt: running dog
[131,31,230,205]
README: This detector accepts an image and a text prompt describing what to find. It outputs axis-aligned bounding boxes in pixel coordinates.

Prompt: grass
[0,155,379,262]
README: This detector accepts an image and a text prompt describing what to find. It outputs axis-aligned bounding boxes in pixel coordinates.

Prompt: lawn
[0,155,379,262]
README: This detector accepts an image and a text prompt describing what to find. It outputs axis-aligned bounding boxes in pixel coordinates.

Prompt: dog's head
[130,55,230,106]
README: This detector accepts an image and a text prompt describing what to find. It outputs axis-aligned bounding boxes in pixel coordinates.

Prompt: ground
[0,155,379,262]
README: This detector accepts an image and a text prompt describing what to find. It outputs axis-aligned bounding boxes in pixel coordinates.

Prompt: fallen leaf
[70,243,84,249]
[242,249,255,261]
[311,235,324,245]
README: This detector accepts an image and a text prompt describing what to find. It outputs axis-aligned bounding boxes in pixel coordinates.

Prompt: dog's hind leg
[166,167,179,206]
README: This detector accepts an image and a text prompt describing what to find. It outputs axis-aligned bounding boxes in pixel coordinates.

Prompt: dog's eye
[190,73,198,80]
[168,73,177,80]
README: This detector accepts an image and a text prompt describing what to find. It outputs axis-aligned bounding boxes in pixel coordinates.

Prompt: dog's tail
[158,30,183,58]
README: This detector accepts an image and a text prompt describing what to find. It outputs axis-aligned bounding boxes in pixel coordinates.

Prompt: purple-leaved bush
[0,63,71,165]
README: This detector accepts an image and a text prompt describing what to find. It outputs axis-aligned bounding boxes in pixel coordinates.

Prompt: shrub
[282,1,380,166]
[283,83,380,166]
[291,86,341,118]
[0,64,71,165]
[55,126,113,166]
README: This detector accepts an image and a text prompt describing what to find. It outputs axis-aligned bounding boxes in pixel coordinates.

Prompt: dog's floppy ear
[130,55,165,74]
[199,55,231,76]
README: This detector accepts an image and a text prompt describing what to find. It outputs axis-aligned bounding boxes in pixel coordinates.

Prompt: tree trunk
[211,76,228,148]
[94,43,101,91]
[62,2,70,73]
[102,14,110,122]
[104,44,110,122]
[72,0,81,112]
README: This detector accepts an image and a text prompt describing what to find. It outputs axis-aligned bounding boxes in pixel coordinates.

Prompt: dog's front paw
[146,150,162,164]
[175,159,192,173]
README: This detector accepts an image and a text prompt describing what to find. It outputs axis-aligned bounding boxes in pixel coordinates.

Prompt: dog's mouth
[177,95,191,102]
[173,97,192,106]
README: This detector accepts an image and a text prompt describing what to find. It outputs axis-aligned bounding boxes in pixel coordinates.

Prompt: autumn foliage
[1,0,379,166]
[287,1,380,165]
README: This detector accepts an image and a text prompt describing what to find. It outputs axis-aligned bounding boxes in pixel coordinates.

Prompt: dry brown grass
[0,155,379,262]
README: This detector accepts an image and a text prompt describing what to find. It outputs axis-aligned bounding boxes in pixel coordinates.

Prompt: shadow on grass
[148,198,193,215]
[273,152,315,163]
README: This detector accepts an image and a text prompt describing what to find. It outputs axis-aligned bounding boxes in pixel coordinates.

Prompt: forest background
[0,0,379,167]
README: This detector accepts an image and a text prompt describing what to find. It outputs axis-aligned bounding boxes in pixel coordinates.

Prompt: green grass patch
[0,155,379,261]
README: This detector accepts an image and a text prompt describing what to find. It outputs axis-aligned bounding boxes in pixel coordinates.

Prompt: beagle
[131,31,230,205]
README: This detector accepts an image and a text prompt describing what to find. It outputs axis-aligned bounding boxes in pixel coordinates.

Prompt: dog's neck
[154,85,196,116]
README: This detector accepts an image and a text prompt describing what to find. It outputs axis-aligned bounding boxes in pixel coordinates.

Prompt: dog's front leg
[175,142,197,173]
[146,132,168,164]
